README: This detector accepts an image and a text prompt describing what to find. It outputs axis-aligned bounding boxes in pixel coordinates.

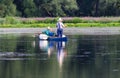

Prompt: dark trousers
[57,29,63,37]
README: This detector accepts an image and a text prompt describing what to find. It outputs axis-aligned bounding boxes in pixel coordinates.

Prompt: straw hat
[47,26,50,30]
[58,18,63,22]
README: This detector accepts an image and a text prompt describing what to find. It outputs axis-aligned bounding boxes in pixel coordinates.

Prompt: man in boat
[56,18,65,37]
[42,27,55,36]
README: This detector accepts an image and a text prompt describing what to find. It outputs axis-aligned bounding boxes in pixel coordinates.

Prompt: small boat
[39,34,67,41]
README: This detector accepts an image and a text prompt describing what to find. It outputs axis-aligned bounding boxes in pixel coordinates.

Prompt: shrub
[4,16,21,24]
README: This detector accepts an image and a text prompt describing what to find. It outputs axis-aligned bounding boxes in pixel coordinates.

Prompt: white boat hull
[39,34,67,41]
[39,34,48,40]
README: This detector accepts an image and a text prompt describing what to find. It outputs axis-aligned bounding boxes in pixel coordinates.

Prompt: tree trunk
[95,0,99,16]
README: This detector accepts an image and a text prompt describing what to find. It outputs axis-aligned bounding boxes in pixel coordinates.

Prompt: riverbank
[0,27,120,35]
[1,17,120,28]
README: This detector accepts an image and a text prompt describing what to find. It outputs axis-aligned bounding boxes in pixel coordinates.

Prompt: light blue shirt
[56,22,64,29]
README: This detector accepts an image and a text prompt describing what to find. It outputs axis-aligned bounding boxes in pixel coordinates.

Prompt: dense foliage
[0,0,120,17]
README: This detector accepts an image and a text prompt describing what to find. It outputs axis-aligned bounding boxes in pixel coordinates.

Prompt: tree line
[0,0,120,17]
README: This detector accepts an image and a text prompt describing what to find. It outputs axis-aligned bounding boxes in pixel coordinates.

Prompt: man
[56,18,65,37]
[42,27,55,36]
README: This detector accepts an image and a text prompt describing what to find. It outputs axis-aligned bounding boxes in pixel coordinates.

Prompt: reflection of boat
[39,40,54,52]
[39,40,67,61]
[57,41,67,68]
[39,34,67,41]
[39,40,48,51]
[39,40,55,58]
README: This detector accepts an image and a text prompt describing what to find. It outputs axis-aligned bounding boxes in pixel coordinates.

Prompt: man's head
[47,26,50,30]
[58,18,63,22]
[47,26,52,31]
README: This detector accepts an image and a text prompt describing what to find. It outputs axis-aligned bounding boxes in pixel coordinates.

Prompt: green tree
[94,0,100,16]
[34,0,56,17]
[0,4,6,17]
[23,0,37,17]
[34,0,78,17]
[0,0,16,17]
[115,0,120,16]
[98,0,117,16]
[50,0,65,16]
[61,0,78,16]
[93,0,120,16]
[34,0,64,17]
[13,0,24,16]
[76,0,96,16]
[14,0,36,17]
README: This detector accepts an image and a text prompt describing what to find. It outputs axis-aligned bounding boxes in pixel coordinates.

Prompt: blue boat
[47,36,67,41]
[39,34,67,41]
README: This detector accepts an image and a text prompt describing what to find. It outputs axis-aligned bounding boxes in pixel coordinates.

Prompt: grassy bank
[0,17,120,28]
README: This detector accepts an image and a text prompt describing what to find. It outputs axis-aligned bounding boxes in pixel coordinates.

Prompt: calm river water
[0,34,120,78]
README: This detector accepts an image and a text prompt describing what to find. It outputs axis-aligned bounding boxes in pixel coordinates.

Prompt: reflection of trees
[0,35,120,78]
[94,35,120,78]
[0,61,11,78]
[15,35,34,53]
[0,34,35,53]
[0,59,62,78]
[64,35,120,78]
[0,34,60,78]
[63,35,95,78]
[0,35,17,52]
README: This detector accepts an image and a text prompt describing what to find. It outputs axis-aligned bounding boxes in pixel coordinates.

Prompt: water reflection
[39,40,67,68]
[39,40,55,57]
[56,41,67,68]
[0,34,120,78]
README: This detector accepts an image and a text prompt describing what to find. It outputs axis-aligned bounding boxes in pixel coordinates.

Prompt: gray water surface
[0,34,120,78]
